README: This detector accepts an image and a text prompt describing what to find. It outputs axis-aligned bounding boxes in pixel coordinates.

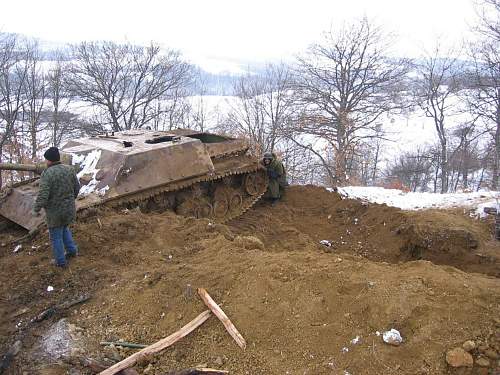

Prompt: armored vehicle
[0,129,268,231]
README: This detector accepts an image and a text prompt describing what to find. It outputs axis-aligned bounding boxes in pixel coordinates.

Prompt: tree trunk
[492,112,500,190]
[371,141,380,185]
[433,163,439,193]
[0,149,3,189]
[440,142,448,193]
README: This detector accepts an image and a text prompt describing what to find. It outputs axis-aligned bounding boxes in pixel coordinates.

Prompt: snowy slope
[338,186,500,218]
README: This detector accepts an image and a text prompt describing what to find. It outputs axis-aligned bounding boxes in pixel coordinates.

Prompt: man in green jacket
[262,152,287,204]
[32,147,80,267]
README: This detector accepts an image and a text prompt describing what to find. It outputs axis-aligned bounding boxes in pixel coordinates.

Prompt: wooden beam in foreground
[99,310,211,375]
[197,288,246,350]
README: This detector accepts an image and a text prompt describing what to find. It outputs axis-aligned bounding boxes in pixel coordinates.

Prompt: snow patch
[350,336,361,344]
[71,150,108,197]
[338,186,500,215]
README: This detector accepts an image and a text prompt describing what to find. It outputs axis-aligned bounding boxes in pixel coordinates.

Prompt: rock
[103,345,121,362]
[462,340,476,352]
[34,319,85,362]
[475,357,490,367]
[484,348,499,360]
[121,369,140,375]
[475,368,489,375]
[478,344,489,353]
[445,347,473,368]
[143,364,153,374]
[9,340,22,356]
[382,329,403,346]
[214,356,224,366]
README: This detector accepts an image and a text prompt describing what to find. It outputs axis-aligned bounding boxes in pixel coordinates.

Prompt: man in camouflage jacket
[33,147,80,267]
[262,152,287,203]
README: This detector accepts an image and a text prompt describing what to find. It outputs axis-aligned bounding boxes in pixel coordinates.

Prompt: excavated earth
[0,185,499,375]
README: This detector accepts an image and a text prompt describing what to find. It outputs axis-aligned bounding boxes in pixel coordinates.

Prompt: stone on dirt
[32,319,85,363]
[382,329,403,346]
[445,347,473,368]
[484,348,499,360]
[10,340,22,357]
[475,356,490,367]
[462,340,476,352]
[214,356,224,366]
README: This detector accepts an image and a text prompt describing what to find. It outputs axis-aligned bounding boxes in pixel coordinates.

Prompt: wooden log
[166,368,229,375]
[99,310,211,375]
[197,288,246,350]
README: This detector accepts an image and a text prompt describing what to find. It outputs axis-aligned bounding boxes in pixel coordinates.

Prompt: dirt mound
[0,186,499,374]
[231,185,500,276]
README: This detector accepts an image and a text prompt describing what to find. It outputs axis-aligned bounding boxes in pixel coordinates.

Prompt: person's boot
[66,250,78,258]
[50,259,67,268]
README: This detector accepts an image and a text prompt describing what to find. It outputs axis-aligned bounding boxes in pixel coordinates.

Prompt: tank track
[79,155,268,223]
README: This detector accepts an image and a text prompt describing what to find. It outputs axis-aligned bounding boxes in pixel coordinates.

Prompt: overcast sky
[1,0,476,72]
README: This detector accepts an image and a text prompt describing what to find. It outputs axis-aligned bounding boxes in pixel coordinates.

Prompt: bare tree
[387,147,433,192]
[292,18,409,186]
[261,63,296,151]
[414,44,465,193]
[187,69,213,132]
[220,73,267,153]
[66,41,192,131]
[46,50,75,146]
[0,34,29,187]
[468,0,500,188]
[475,0,500,41]
[220,63,295,154]
[22,40,47,159]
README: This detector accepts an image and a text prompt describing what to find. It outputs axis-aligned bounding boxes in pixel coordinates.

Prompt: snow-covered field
[337,186,500,218]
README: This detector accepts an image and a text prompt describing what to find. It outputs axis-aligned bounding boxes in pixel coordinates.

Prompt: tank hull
[0,129,268,231]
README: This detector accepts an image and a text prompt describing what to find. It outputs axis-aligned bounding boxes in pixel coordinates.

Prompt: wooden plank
[197,288,246,350]
[99,310,211,375]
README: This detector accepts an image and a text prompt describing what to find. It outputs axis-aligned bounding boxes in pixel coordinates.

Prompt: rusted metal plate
[0,185,44,230]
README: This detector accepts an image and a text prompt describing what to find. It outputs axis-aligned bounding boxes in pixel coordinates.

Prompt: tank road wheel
[194,200,213,219]
[244,172,267,196]
[213,198,229,219]
[229,191,243,211]
[177,198,196,217]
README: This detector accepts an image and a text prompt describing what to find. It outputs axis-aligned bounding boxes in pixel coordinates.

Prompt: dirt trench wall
[230,185,500,277]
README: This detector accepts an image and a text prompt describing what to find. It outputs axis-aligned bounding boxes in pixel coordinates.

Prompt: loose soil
[1,185,499,375]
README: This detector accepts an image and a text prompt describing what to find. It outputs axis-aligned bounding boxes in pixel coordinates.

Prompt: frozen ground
[337,186,500,218]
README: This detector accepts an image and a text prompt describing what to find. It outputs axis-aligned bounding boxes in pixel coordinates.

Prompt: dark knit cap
[44,147,60,162]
